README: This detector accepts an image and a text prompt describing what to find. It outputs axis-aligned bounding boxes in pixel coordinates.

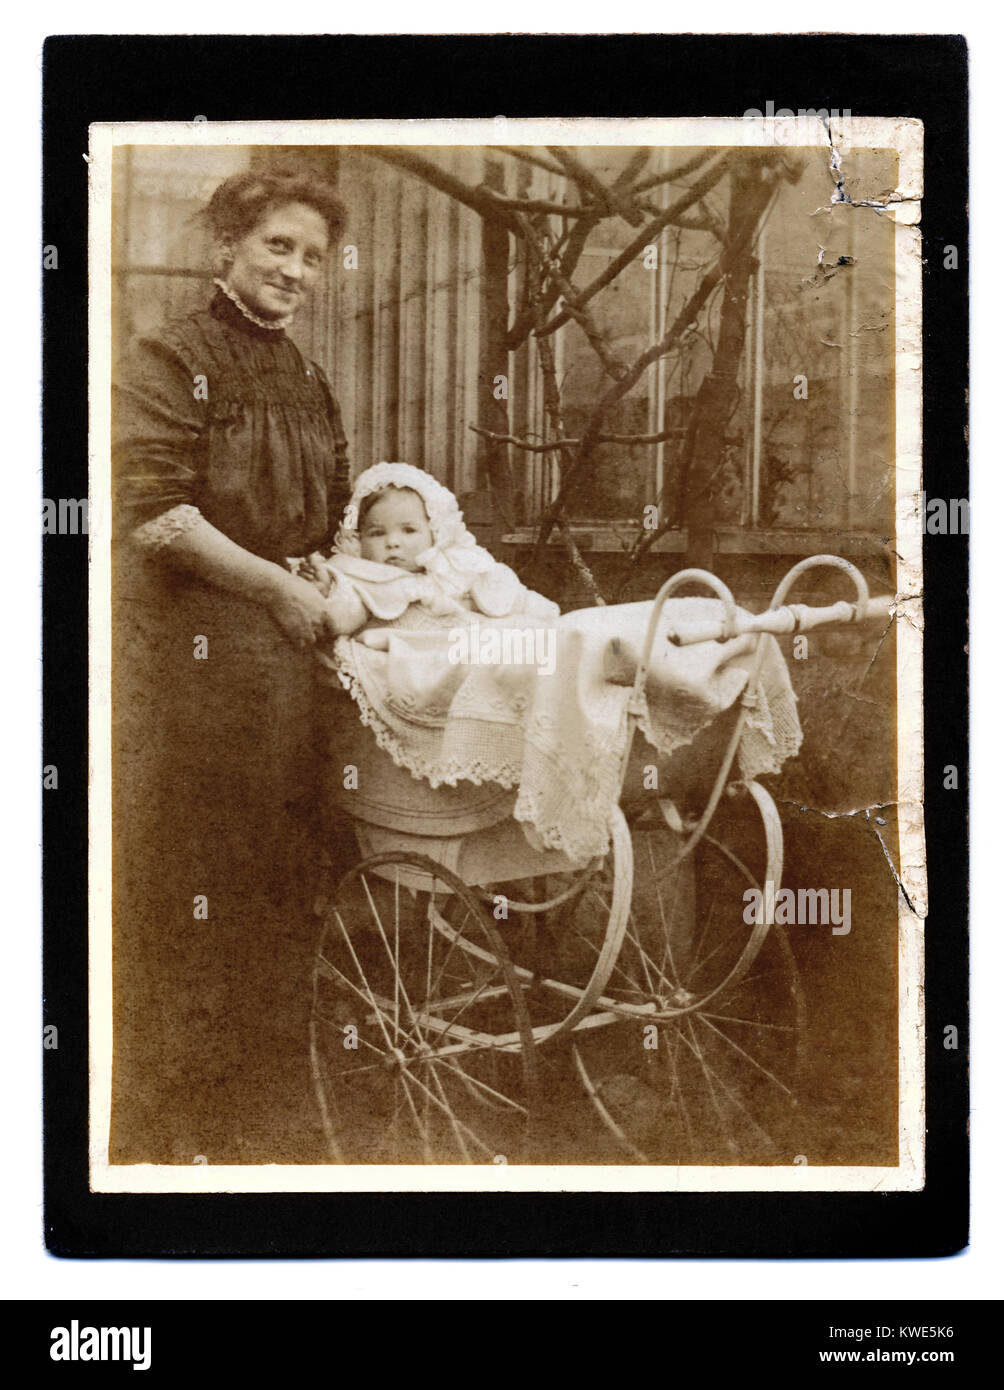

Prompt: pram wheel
[571,784,807,1163]
[310,852,539,1164]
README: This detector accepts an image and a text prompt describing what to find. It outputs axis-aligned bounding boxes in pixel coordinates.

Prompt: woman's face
[222,201,329,320]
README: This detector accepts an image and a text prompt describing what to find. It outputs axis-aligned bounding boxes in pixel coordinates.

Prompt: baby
[298,464,802,869]
[299,461,559,638]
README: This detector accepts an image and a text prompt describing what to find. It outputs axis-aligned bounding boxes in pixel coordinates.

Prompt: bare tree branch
[479,187,600,219]
[547,147,646,226]
[505,208,599,351]
[359,143,800,591]
[613,148,653,190]
[359,147,520,230]
[471,426,575,453]
[547,147,615,206]
[535,326,566,438]
[529,189,771,567]
[496,146,567,177]
[531,249,606,603]
[516,211,627,381]
[634,206,720,236]
[695,198,728,243]
[536,152,738,338]
[633,148,719,194]
[597,427,689,445]
[610,516,684,599]
[470,424,688,452]
[556,520,607,605]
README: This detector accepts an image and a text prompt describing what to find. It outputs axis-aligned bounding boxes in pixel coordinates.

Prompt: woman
[111,166,351,1163]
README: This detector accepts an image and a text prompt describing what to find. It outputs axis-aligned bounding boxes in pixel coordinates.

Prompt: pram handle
[626,555,890,863]
[665,593,894,647]
[630,553,882,708]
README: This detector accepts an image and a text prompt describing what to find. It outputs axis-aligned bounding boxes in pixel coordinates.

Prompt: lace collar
[212,278,293,332]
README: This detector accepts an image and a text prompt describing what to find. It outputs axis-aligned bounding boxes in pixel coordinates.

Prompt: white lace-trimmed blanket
[328,597,802,863]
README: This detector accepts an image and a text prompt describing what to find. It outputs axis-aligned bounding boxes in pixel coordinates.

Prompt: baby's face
[358,488,433,571]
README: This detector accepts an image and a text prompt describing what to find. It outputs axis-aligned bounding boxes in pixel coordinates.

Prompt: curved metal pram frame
[309,556,893,1164]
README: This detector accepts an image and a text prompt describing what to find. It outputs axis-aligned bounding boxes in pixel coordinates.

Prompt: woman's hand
[148,513,338,648]
[261,568,338,649]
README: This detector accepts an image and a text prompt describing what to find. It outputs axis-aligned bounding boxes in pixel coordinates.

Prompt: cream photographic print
[86,115,925,1196]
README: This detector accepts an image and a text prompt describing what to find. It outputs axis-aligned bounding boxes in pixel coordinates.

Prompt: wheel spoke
[400,1063,493,1158]
[419,903,513,1049]
[427,900,492,1009]
[591,881,676,996]
[437,1057,495,1109]
[312,1005,353,1035]
[311,852,553,1163]
[680,1018,775,1149]
[422,963,501,1048]
[438,1057,528,1114]
[693,1012,794,1097]
[696,1054,777,1150]
[316,953,416,1051]
[623,919,657,994]
[573,1045,647,1161]
[396,1069,435,1163]
[567,925,647,993]
[685,887,725,983]
[429,889,482,999]
[423,1059,474,1160]
[646,833,681,986]
[664,1025,694,1149]
[326,911,399,1054]
[360,871,425,1045]
[393,872,401,1039]
[426,886,436,1007]
[316,1052,384,1080]
[317,947,406,1049]
[699,1010,795,1033]
[725,966,784,994]
[686,919,760,987]
[680,1017,740,1153]
[623,921,676,996]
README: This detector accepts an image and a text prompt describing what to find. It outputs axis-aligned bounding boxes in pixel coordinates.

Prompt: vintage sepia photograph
[86,117,925,1193]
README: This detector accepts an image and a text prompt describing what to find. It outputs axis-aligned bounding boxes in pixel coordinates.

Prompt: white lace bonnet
[334,462,497,593]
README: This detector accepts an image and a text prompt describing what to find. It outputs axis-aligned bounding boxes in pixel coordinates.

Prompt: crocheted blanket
[326,597,802,863]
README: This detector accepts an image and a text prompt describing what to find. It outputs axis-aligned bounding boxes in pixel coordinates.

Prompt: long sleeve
[113,333,209,537]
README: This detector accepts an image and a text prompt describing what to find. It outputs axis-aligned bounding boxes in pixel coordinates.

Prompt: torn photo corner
[79,113,934,1206]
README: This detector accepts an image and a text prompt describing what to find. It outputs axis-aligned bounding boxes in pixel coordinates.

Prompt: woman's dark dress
[111,290,351,1163]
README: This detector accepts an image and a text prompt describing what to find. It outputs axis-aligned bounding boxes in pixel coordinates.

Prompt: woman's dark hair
[202,165,346,249]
